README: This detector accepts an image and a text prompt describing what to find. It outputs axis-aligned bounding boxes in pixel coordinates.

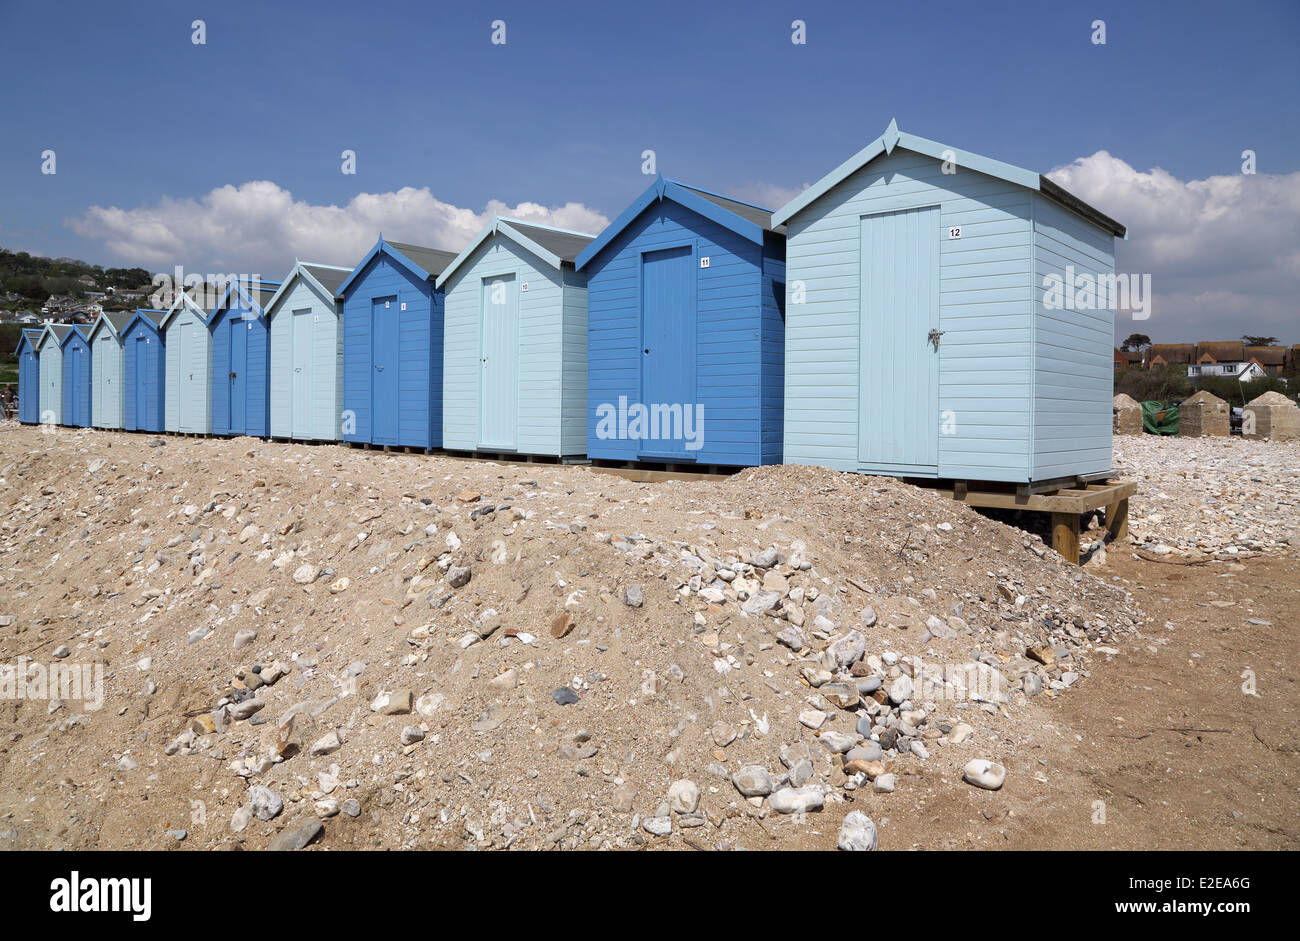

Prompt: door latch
[928,328,945,349]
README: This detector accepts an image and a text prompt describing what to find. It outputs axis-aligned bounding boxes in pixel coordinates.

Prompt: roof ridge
[666,178,775,213]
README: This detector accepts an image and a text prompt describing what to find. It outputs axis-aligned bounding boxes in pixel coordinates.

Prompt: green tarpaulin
[1142,400,1180,435]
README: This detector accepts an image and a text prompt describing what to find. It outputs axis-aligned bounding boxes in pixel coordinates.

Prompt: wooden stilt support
[1106,496,1129,543]
[1051,512,1080,564]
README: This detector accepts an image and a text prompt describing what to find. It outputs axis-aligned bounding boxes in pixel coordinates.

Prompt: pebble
[268,818,323,851]
[732,765,773,797]
[837,811,878,851]
[643,816,672,836]
[341,799,361,818]
[798,710,827,730]
[962,758,1007,790]
[551,687,579,705]
[249,785,283,821]
[872,773,896,793]
[818,731,859,753]
[447,565,472,588]
[888,675,914,705]
[768,786,825,814]
[310,731,342,756]
[400,726,425,745]
[623,583,644,607]
[668,779,701,813]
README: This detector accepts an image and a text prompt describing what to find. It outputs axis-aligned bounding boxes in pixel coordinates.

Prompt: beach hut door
[291,309,313,436]
[857,206,940,473]
[639,245,694,459]
[372,296,398,444]
[479,274,518,449]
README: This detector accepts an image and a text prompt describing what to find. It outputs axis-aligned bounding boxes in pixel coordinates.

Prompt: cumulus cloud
[728,181,811,213]
[68,181,610,277]
[1046,152,1300,343]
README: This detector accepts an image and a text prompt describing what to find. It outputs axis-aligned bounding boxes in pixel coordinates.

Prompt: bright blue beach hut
[14,328,43,423]
[209,277,280,438]
[338,238,456,450]
[123,309,167,433]
[61,324,92,427]
[575,176,787,467]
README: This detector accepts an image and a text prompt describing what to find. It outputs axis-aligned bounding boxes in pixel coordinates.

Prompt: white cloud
[1046,152,1300,343]
[68,181,610,278]
[729,181,810,213]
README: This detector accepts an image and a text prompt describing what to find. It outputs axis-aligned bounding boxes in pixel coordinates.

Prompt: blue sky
[1,0,1297,341]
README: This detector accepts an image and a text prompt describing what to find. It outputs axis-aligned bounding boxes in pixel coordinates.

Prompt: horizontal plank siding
[269,276,343,441]
[560,268,589,457]
[585,197,773,466]
[783,147,1035,481]
[1031,193,1116,479]
[341,252,441,449]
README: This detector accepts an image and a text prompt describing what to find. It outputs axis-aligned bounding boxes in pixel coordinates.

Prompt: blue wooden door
[372,296,398,444]
[858,205,940,473]
[291,309,312,437]
[640,246,694,458]
[479,274,518,449]
[229,319,247,434]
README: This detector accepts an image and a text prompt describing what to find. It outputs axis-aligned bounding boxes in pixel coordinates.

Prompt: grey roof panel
[105,311,134,333]
[500,220,596,264]
[388,241,458,279]
[674,183,786,235]
[302,263,351,297]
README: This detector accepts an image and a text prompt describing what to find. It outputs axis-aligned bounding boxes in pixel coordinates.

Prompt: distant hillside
[0,246,151,306]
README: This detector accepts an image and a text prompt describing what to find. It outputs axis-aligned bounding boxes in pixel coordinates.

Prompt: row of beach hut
[13,121,1127,484]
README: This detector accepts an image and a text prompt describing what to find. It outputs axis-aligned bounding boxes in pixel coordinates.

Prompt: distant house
[1146,344,1195,368]
[1113,347,1143,370]
[1188,360,1268,382]
[1245,346,1287,373]
[1195,340,1244,364]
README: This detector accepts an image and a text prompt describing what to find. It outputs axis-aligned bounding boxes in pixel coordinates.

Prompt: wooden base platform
[907,478,1136,564]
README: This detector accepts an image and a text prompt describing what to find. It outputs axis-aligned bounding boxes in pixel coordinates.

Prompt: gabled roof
[209,277,282,323]
[337,238,458,296]
[159,283,220,330]
[14,327,43,355]
[86,310,134,343]
[771,118,1127,238]
[37,324,74,351]
[436,217,598,288]
[124,308,168,335]
[575,176,784,272]
[59,323,90,348]
[1197,340,1244,363]
[1245,345,1286,366]
[1147,343,1195,364]
[263,261,352,315]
